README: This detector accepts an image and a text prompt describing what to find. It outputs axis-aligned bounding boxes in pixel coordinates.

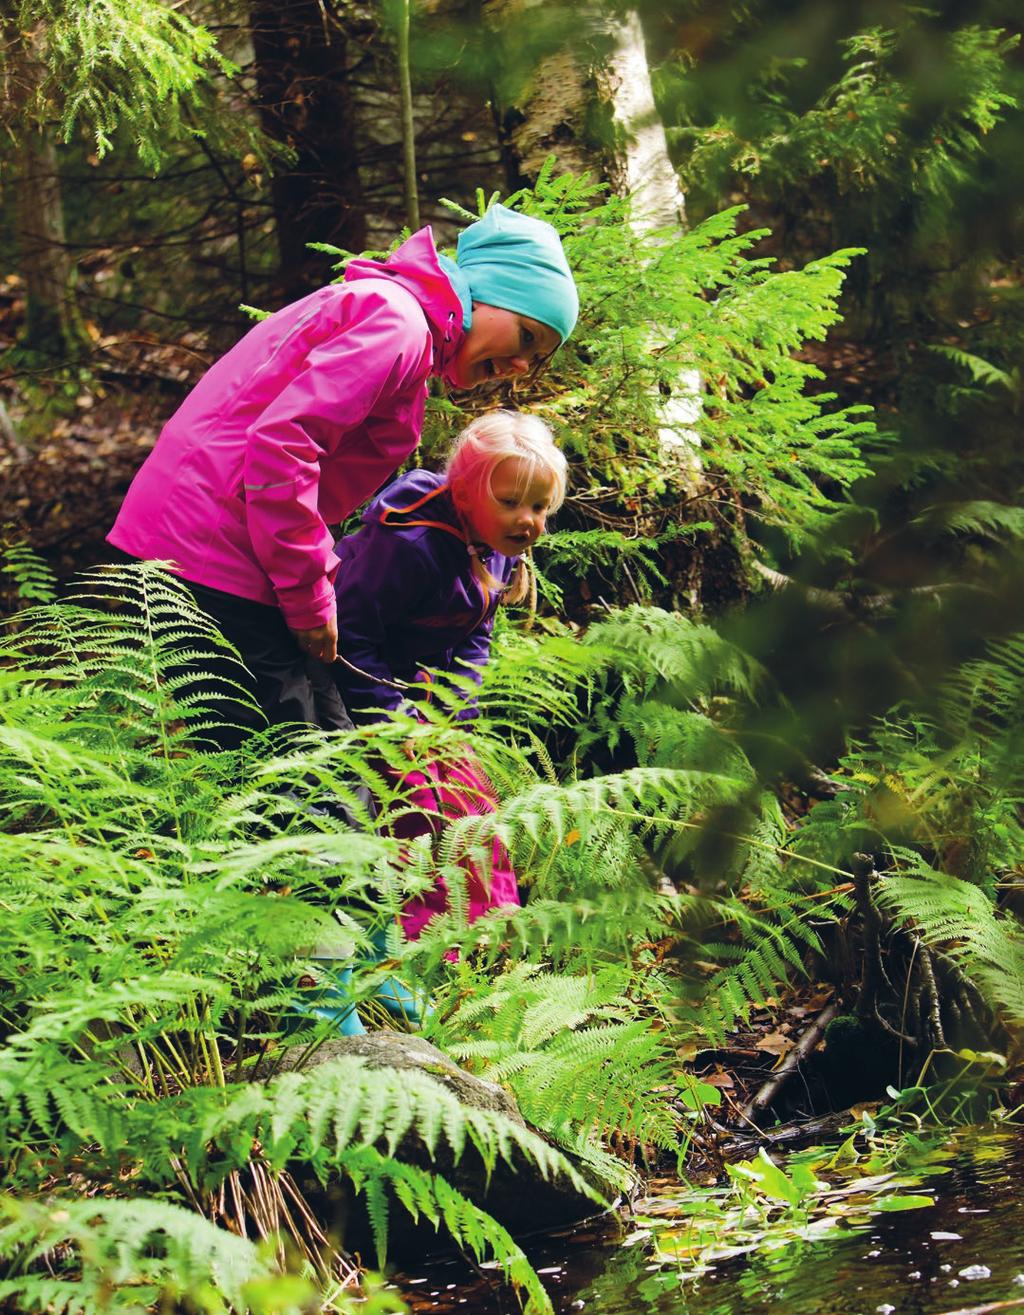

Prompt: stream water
[395,1127,1024,1315]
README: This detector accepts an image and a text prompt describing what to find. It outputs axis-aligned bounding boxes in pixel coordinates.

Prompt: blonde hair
[446,410,567,606]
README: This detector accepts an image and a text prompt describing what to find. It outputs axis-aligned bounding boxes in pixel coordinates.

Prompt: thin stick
[395,0,420,230]
[918,939,946,1049]
[938,1299,1024,1315]
[741,1002,837,1123]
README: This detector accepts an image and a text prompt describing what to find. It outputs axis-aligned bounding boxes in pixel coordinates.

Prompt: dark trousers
[106,552,352,750]
[183,577,353,742]
[173,577,377,840]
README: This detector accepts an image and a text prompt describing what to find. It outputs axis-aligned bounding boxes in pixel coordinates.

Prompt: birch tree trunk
[485,2,681,221]
[486,2,701,458]
[596,10,701,457]
[594,9,684,232]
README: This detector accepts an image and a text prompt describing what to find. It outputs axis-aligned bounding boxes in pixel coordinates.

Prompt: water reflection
[395,1128,1024,1315]
[555,1128,1024,1315]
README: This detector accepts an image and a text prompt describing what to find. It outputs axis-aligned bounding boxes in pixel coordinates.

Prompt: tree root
[849,857,996,1061]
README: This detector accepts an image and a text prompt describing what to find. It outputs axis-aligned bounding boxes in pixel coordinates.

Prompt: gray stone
[287,1032,526,1124]
[271,1032,621,1254]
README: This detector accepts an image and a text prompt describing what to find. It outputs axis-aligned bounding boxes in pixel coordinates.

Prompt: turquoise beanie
[452,205,579,345]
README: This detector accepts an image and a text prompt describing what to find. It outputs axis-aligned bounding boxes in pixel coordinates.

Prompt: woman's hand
[292,613,338,664]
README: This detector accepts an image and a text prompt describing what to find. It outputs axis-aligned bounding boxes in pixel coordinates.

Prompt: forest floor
[0,274,211,580]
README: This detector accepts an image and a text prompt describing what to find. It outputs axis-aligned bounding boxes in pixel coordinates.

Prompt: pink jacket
[107,229,465,630]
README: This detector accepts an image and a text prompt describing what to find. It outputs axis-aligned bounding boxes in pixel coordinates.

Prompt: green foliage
[671,23,1017,225]
[0,562,829,1254]
[2,565,728,1310]
[429,963,680,1175]
[0,1195,318,1315]
[653,2,1024,626]
[789,624,1024,1034]
[427,165,875,577]
[533,527,679,607]
[463,607,833,1048]
[877,858,1024,1031]
[4,0,235,168]
[925,346,1020,402]
[0,531,57,608]
[636,1135,940,1277]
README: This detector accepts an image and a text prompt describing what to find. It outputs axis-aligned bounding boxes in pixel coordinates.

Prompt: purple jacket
[333,470,515,721]
[107,230,464,630]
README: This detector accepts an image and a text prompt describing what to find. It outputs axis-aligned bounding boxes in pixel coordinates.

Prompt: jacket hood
[344,230,465,374]
[364,469,458,531]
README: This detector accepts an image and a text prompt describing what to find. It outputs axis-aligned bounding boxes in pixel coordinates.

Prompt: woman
[107,206,578,738]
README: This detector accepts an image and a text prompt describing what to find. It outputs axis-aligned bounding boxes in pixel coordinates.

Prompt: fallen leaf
[756,1030,796,1058]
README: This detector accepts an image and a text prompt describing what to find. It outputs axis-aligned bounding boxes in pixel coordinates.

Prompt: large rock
[289,1031,526,1120]
[274,1032,622,1255]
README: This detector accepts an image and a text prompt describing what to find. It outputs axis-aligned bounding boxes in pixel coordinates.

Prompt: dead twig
[916,938,947,1050]
[741,1002,838,1123]
[938,1299,1024,1315]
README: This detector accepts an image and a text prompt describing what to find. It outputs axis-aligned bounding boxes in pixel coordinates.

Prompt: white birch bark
[486,2,702,466]
[595,10,702,463]
[595,9,684,233]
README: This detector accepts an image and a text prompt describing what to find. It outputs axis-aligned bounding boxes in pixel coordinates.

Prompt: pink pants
[389,755,520,940]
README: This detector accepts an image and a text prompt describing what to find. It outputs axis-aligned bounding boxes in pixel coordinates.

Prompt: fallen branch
[712,1110,847,1159]
[939,1298,1024,1315]
[741,1002,837,1123]
[751,558,989,615]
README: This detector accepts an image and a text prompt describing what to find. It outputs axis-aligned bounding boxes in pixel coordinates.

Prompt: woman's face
[445,304,560,391]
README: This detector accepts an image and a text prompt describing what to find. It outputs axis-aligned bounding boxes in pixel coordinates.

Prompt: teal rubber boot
[366,928,434,1025]
[291,962,365,1037]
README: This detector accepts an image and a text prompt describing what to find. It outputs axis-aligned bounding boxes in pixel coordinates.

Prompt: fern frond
[432,965,679,1157]
[876,858,1024,1026]
[0,1193,293,1315]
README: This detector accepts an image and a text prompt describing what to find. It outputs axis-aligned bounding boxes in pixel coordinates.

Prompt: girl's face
[456,456,557,557]
[445,304,560,391]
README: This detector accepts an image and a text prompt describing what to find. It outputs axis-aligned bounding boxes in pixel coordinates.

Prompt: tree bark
[13,126,83,356]
[250,0,367,298]
[593,9,684,233]
[4,19,85,359]
[594,10,700,456]
[486,3,701,457]
[484,1,683,223]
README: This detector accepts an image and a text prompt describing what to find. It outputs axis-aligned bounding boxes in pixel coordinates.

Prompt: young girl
[106,208,577,741]
[332,410,567,938]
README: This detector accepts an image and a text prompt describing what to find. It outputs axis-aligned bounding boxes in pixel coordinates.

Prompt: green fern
[533,527,707,607]
[914,499,1024,542]
[926,344,1018,395]
[429,964,679,1170]
[0,559,874,1306]
[0,1194,311,1315]
[876,855,1024,1027]
[0,535,57,609]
